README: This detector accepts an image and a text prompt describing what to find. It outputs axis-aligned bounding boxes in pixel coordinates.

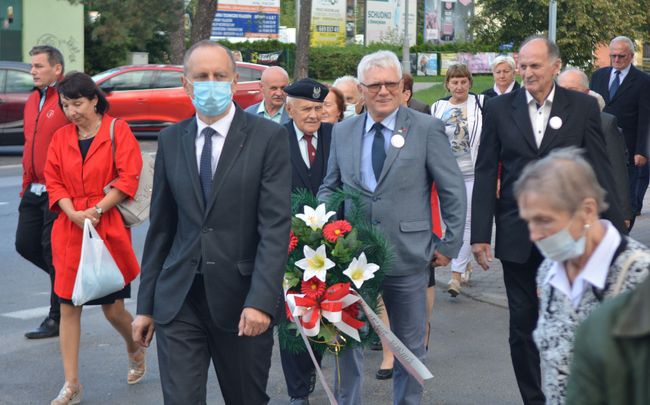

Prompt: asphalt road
[0,140,520,405]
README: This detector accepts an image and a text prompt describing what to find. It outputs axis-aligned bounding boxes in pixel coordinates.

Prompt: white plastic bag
[71,219,125,306]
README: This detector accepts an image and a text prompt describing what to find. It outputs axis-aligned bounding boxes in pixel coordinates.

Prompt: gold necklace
[78,120,102,139]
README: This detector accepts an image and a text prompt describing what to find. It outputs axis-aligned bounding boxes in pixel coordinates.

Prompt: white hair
[588,90,606,111]
[356,50,402,83]
[558,68,590,90]
[610,36,636,53]
[333,75,359,87]
[491,55,515,72]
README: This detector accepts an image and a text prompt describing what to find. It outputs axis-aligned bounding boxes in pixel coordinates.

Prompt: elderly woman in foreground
[515,147,649,404]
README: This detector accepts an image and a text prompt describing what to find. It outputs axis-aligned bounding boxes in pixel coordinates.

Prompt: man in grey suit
[245,65,290,124]
[318,50,466,405]
[558,68,632,223]
[132,41,291,404]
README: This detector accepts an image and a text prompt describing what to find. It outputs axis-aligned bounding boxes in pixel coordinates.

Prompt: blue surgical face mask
[534,220,589,262]
[343,103,357,119]
[188,79,232,117]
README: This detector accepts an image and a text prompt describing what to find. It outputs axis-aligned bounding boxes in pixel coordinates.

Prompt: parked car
[0,61,32,146]
[92,62,267,132]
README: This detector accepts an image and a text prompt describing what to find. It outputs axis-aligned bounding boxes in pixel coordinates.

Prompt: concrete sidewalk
[435,196,650,308]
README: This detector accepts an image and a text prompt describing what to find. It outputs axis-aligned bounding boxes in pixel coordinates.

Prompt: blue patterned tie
[200,127,216,204]
[371,122,386,181]
[609,70,621,100]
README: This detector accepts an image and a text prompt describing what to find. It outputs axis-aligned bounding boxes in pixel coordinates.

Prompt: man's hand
[431,251,451,268]
[472,243,493,271]
[634,154,647,166]
[238,307,271,337]
[132,315,155,348]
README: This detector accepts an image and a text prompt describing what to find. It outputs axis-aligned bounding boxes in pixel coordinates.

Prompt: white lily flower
[343,252,380,289]
[295,204,336,231]
[295,244,335,282]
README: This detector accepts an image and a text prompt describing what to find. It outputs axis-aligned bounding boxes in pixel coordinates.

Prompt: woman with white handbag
[44,72,144,405]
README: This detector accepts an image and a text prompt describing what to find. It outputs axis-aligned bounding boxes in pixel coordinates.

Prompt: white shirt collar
[543,219,621,308]
[195,102,236,139]
[292,122,318,141]
[493,81,515,96]
[257,101,284,116]
[610,64,632,82]
[525,84,556,107]
[364,108,398,134]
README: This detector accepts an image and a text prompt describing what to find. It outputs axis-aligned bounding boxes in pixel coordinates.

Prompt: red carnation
[343,302,360,319]
[301,276,326,299]
[322,220,352,242]
[288,231,299,253]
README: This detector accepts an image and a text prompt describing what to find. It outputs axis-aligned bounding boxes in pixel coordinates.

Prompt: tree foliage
[469,0,649,70]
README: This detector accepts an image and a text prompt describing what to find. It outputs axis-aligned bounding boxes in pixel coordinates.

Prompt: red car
[92,62,266,132]
[0,61,32,146]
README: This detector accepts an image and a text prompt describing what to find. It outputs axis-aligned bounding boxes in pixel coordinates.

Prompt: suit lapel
[610,65,637,104]
[538,87,570,154]
[350,114,366,188]
[510,89,538,152]
[286,122,311,188]
[181,119,205,210]
[376,106,409,187]
[204,107,249,217]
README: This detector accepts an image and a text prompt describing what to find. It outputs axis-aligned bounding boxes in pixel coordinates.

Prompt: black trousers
[501,249,545,405]
[280,343,322,398]
[155,274,273,405]
[15,189,59,322]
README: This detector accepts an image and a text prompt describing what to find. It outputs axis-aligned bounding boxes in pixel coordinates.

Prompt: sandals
[127,347,146,385]
[51,382,83,405]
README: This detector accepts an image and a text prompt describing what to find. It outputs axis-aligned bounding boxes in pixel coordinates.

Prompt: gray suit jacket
[245,101,290,124]
[601,112,632,219]
[137,106,292,331]
[318,106,466,276]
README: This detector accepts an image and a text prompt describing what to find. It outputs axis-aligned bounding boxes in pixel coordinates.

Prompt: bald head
[260,66,289,113]
[557,69,589,93]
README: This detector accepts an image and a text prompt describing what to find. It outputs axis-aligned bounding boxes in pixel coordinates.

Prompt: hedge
[217,40,499,81]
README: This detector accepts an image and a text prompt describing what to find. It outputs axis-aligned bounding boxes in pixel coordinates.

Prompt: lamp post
[402,0,410,74]
[548,0,557,42]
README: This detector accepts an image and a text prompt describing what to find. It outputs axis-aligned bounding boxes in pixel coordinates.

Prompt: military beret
[284,78,329,102]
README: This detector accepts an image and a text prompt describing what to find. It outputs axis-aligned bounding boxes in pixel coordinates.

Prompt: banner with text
[365,0,417,47]
[212,0,280,39]
[311,0,347,47]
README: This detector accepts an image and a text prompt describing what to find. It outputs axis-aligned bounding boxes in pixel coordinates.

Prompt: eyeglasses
[361,80,402,94]
[609,54,630,59]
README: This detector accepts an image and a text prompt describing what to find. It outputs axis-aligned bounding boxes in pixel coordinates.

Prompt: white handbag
[104,118,155,227]
[71,219,125,306]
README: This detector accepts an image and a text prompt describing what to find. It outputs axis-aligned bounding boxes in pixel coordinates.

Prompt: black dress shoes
[25,317,59,339]
[289,396,310,405]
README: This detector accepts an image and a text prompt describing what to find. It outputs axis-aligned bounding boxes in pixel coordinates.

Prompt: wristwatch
[94,205,103,216]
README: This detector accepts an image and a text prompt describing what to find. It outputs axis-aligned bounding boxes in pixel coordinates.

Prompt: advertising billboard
[212,0,280,39]
[423,0,474,44]
[311,0,347,47]
[365,0,417,47]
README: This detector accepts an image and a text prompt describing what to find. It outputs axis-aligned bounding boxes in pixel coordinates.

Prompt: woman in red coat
[44,72,144,405]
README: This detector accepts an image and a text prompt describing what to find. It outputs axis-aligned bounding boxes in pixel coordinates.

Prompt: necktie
[302,133,316,167]
[371,122,386,181]
[200,127,216,204]
[609,70,621,100]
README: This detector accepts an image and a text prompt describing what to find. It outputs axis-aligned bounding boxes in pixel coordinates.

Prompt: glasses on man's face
[609,54,630,60]
[361,80,402,94]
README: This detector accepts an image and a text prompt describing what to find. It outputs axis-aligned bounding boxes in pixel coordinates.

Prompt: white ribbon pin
[391,134,405,148]
[549,116,562,130]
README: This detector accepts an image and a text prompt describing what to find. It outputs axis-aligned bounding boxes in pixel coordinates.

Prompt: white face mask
[534,221,589,262]
[343,103,357,119]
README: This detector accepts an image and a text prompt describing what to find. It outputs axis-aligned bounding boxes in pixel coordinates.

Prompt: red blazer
[44,115,143,299]
[21,86,70,195]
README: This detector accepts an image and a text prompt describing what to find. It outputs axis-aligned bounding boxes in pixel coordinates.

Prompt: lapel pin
[549,116,562,130]
[391,128,407,148]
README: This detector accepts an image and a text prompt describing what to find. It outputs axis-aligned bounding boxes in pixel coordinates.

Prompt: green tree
[469,0,648,70]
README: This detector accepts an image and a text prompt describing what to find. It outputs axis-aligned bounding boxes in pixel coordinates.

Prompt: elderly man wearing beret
[281,78,334,405]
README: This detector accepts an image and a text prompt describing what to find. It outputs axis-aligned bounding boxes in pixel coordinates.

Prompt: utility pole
[548,0,557,42]
[402,0,410,75]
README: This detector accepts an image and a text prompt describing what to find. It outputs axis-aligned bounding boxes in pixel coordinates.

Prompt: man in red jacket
[16,45,69,339]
